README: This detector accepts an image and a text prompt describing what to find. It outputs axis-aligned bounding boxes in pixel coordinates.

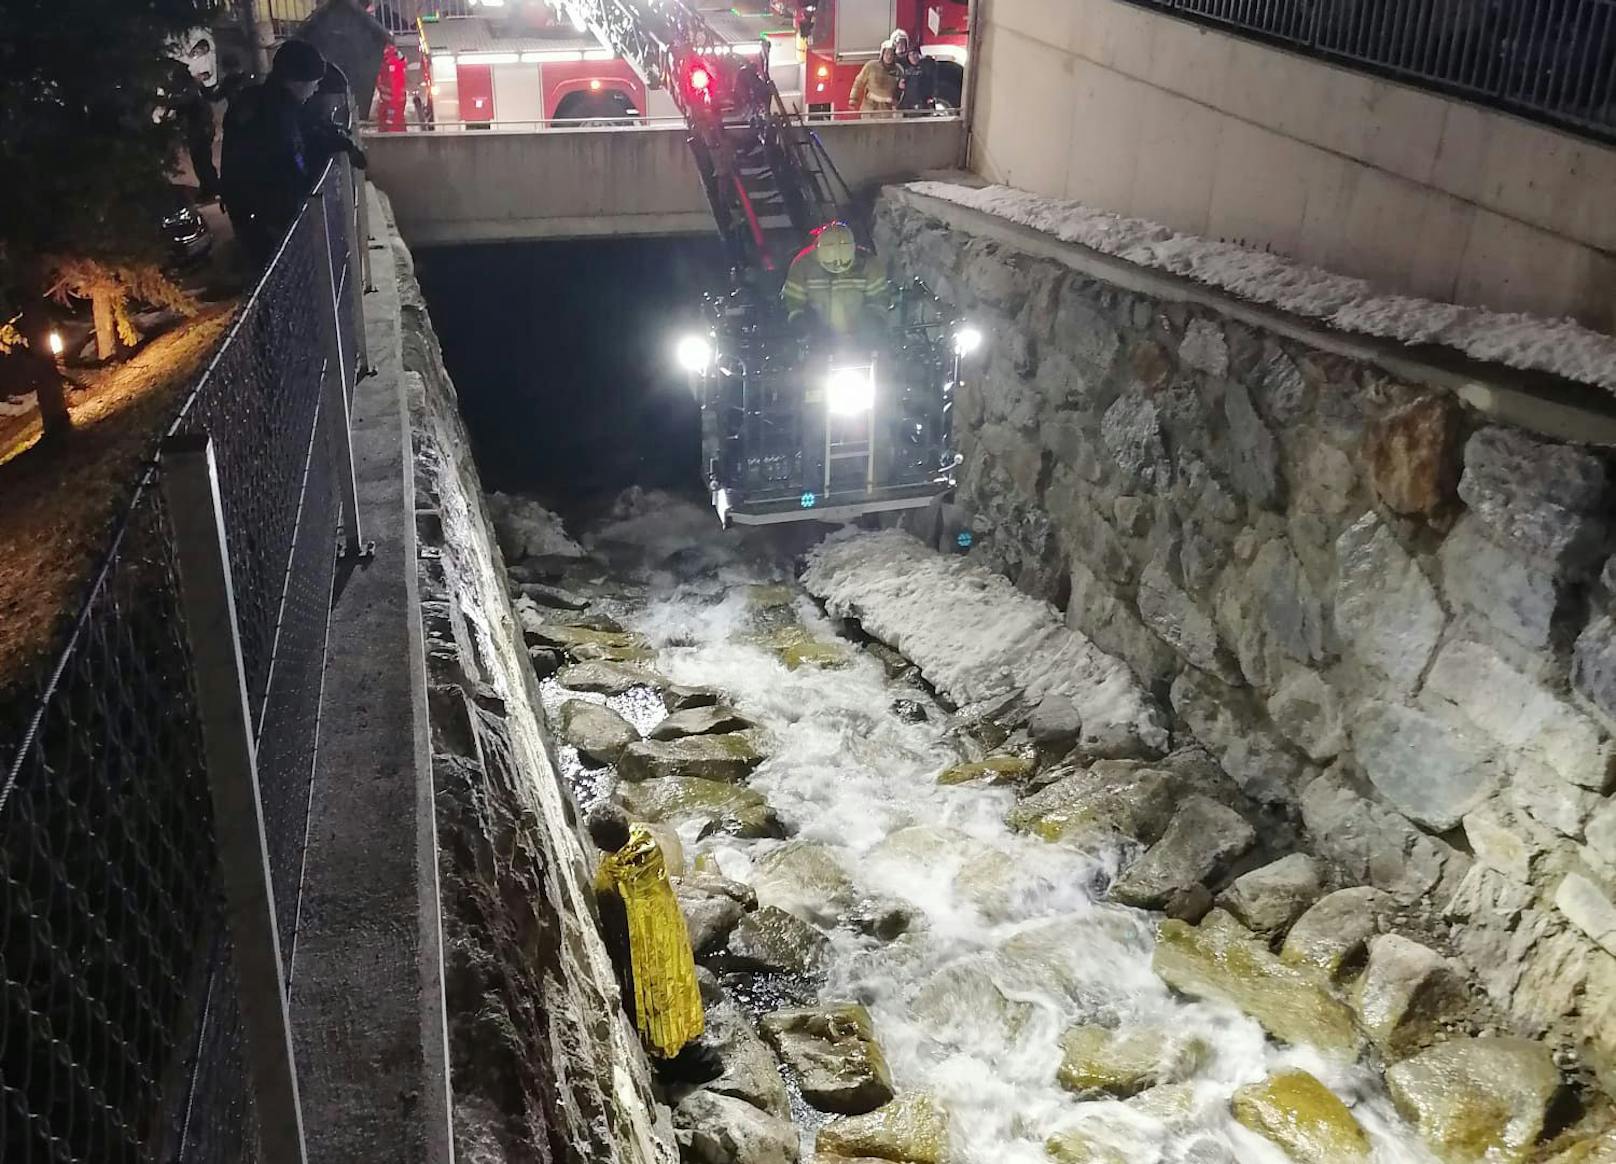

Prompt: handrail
[359,110,962,134]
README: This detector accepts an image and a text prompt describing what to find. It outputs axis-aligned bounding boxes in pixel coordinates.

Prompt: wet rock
[1351,701,1499,831]
[1231,1070,1370,1164]
[537,607,626,634]
[1152,911,1363,1058]
[1457,426,1611,578]
[652,705,756,741]
[1216,854,1323,936]
[1366,394,1461,517]
[757,625,850,670]
[1266,670,1346,762]
[890,698,928,724]
[1300,772,1467,903]
[721,905,827,974]
[664,684,722,712]
[618,776,783,840]
[1055,1023,1209,1098]
[1170,669,1308,805]
[1334,512,1446,694]
[866,641,916,681]
[514,581,589,610]
[844,897,916,942]
[557,660,669,696]
[673,1089,800,1164]
[618,734,763,784]
[1352,934,1467,1056]
[678,883,747,956]
[909,958,1034,1044]
[1542,1129,1616,1162]
[1281,886,1392,980]
[1385,1036,1561,1163]
[693,1003,790,1118]
[751,841,859,927]
[816,1093,949,1164]
[557,700,638,765]
[525,621,652,661]
[1137,561,1242,681]
[528,646,563,680]
[1006,762,1177,848]
[761,1004,894,1115]
[1110,796,1255,910]
[1439,517,1561,651]
[936,754,1034,787]
[1164,883,1215,924]
[1554,873,1616,957]
[1028,693,1082,747]
[1044,1130,1126,1164]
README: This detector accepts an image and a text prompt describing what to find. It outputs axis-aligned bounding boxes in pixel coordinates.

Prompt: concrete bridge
[364,118,966,247]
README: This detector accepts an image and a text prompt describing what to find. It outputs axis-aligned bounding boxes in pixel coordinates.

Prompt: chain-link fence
[0,157,366,1164]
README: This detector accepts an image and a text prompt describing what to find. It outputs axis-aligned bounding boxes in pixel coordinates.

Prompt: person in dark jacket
[897,45,937,113]
[300,61,368,174]
[164,59,220,199]
[219,39,327,267]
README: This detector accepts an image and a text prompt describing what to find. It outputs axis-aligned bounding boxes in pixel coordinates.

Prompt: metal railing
[1120,0,1616,140]
[359,108,962,133]
[0,157,367,1164]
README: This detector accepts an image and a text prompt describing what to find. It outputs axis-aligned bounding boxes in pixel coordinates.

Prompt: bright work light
[676,334,712,374]
[825,366,874,416]
[47,331,64,357]
[953,325,983,357]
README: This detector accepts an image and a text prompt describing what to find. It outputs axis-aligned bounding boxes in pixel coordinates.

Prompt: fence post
[160,434,309,1164]
[318,182,365,558]
[348,161,373,375]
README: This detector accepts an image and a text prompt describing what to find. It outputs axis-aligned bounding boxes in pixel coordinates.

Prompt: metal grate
[0,158,363,1163]
[1121,0,1616,142]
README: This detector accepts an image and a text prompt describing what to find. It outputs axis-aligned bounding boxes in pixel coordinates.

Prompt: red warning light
[688,65,711,91]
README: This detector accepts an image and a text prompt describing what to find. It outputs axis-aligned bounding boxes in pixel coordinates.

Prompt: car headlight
[825,366,874,416]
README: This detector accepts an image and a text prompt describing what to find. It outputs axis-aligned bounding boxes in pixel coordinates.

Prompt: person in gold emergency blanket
[779,221,892,338]
[588,806,713,1073]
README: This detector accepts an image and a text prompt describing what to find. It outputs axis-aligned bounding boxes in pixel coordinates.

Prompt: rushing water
[543,492,1435,1164]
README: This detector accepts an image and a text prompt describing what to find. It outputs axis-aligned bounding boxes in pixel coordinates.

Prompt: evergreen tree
[0,0,217,437]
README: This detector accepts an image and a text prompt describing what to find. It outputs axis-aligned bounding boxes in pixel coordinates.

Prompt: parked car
[161,187,214,266]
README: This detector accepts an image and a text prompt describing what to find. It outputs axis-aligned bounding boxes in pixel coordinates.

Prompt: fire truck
[794,0,968,114]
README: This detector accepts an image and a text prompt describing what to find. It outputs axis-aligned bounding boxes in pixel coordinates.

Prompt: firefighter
[220,39,328,267]
[781,221,892,337]
[848,42,901,116]
[587,806,707,1065]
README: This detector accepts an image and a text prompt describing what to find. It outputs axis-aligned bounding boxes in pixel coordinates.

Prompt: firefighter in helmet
[780,221,891,337]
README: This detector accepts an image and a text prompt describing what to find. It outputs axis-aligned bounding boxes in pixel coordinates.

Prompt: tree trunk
[35,363,71,443]
[92,289,117,362]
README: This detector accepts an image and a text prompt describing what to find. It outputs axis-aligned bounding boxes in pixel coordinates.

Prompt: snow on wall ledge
[874,186,1616,1096]
[908,181,1616,393]
[803,529,1169,757]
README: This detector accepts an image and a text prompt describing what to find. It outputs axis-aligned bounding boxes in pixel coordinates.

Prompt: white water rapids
[547,493,1435,1164]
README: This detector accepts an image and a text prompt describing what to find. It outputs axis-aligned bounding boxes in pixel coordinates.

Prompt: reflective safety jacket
[593,826,704,1058]
[780,246,892,335]
[849,58,900,110]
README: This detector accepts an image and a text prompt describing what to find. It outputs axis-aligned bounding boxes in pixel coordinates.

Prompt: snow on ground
[802,528,1169,755]
[907,180,1616,393]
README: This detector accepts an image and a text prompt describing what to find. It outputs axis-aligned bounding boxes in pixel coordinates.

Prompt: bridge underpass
[364,117,966,245]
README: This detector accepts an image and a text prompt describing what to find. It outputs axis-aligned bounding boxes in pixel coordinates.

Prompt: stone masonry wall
[388,205,676,1164]
[875,187,1616,1095]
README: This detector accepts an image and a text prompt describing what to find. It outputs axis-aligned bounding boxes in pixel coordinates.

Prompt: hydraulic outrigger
[553,0,973,526]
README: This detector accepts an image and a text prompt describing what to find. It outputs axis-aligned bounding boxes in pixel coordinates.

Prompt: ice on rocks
[801,530,1168,756]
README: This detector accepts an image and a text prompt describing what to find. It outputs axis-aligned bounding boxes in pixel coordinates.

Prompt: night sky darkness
[416,236,727,517]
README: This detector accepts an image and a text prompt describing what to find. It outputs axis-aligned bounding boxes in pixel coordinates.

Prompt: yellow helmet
[815,221,856,274]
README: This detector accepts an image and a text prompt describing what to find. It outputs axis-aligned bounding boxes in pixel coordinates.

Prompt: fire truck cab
[798,0,967,115]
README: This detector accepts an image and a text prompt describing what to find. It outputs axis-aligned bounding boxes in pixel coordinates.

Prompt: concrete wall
[968,0,1616,333]
[877,185,1616,1093]
[364,119,965,246]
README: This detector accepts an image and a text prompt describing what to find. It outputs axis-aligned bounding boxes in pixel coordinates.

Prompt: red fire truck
[795,0,967,115]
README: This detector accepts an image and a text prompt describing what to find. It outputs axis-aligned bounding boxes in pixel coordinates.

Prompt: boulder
[908,958,1035,1044]
[1137,561,1242,682]
[673,1089,800,1164]
[664,684,722,711]
[1350,701,1498,832]
[1109,796,1255,911]
[557,700,639,765]
[1366,393,1461,517]
[557,660,669,696]
[1439,517,1560,651]
[1223,379,1280,508]
[1055,1023,1209,1098]
[720,906,827,975]
[1333,513,1446,695]
[1152,911,1363,1058]
[1216,854,1323,935]
[750,841,859,927]
[761,1004,895,1115]
[699,1004,791,1118]
[1169,669,1308,805]
[1300,772,1467,903]
[1574,615,1616,730]
[678,884,747,955]
[1281,886,1392,980]
[1542,1130,1616,1162]
[936,754,1034,787]
[1456,426,1611,578]
[487,492,588,574]
[1554,873,1616,958]
[815,1093,949,1164]
[890,698,929,724]
[618,776,783,839]
[1385,1036,1561,1163]
[514,581,589,610]
[1231,1070,1371,1164]
[526,622,652,662]
[1044,1130,1126,1164]
[1351,934,1467,1056]
[652,705,756,741]
[1266,671,1346,762]
[618,734,763,784]
[528,646,563,680]
[1027,694,1082,747]
[1006,763,1177,848]
[755,625,850,670]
